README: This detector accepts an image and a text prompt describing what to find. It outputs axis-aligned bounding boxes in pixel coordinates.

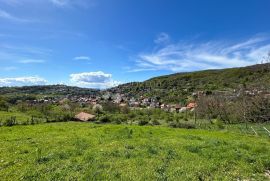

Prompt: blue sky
[0,0,270,88]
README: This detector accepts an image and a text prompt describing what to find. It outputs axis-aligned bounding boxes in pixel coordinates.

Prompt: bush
[98,115,112,123]
[138,120,149,126]
[169,122,196,129]
[212,119,225,129]
[112,114,128,124]
[4,116,17,127]
[92,104,103,114]
[151,119,161,125]
[0,99,9,112]
[102,102,120,113]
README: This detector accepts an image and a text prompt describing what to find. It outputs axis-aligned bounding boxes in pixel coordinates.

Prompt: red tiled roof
[74,112,95,122]
[187,102,197,109]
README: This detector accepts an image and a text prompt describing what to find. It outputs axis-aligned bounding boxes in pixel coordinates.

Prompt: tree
[239,94,270,123]
[0,99,9,112]
[196,95,231,124]
[93,104,103,115]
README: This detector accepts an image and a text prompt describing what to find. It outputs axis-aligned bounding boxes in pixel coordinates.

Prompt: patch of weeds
[195,170,212,181]
[182,135,203,141]
[124,150,132,159]
[125,144,135,150]
[169,122,196,129]
[147,146,158,155]
[262,159,270,170]
[113,171,122,179]
[83,162,110,180]
[155,149,176,181]
[116,127,133,139]
[110,150,121,157]
[83,153,97,166]
[1,161,16,170]
[245,154,256,164]
[156,163,168,181]
[166,149,177,160]
[185,145,202,154]
[35,148,50,164]
[254,146,268,154]
[19,149,29,154]
[89,125,101,129]
[73,137,90,155]
[56,151,71,160]
[238,143,250,151]
[21,170,41,180]
[204,139,228,148]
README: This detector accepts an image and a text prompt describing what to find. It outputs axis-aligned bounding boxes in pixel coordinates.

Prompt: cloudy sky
[0,0,270,88]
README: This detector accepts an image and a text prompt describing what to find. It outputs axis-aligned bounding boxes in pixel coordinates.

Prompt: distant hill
[1,64,270,103]
[0,85,99,96]
[109,63,270,103]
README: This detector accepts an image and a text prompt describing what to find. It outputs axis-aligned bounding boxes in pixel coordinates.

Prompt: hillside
[1,64,270,103]
[0,85,99,97]
[110,63,270,103]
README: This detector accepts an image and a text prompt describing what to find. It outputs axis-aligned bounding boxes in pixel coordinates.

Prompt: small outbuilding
[74,112,96,122]
[187,102,197,109]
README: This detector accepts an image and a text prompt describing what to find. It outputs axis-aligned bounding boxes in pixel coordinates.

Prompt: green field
[0,122,270,180]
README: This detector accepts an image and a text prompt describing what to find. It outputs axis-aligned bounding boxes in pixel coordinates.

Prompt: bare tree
[196,95,232,124]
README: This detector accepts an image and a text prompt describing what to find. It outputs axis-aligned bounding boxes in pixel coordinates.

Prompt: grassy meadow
[0,122,270,180]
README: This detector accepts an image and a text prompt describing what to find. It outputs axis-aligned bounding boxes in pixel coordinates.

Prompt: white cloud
[0,76,47,87]
[0,9,33,23]
[154,32,170,44]
[50,0,68,6]
[19,59,45,64]
[74,56,91,61]
[49,0,94,8]
[0,0,95,9]
[131,35,270,72]
[70,71,121,89]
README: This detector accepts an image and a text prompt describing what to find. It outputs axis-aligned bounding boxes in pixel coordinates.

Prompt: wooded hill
[110,63,270,103]
[0,85,99,97]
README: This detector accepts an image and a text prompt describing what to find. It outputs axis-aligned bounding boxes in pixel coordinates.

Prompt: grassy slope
[0,122,270,180]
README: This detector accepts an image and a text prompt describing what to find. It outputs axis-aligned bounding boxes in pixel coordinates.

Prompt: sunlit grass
[0,122,269,180]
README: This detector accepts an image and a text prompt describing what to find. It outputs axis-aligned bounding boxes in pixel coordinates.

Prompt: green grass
[0,122,270,180]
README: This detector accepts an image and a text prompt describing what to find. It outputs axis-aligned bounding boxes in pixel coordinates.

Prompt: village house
[187,102,197,110]
[74,112,96,122]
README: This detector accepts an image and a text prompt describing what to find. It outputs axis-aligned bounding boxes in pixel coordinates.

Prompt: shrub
[166,116,173,123]
[92,104,103,114]
[151,119,161,125]
[169,122,196,129]
[212,119,225,129]
[102,102,119,113]
[98,115,112,123]
[112,114,127,124]
[4,116,17,127]
[0,99,9,112]
[138,120,149,126]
